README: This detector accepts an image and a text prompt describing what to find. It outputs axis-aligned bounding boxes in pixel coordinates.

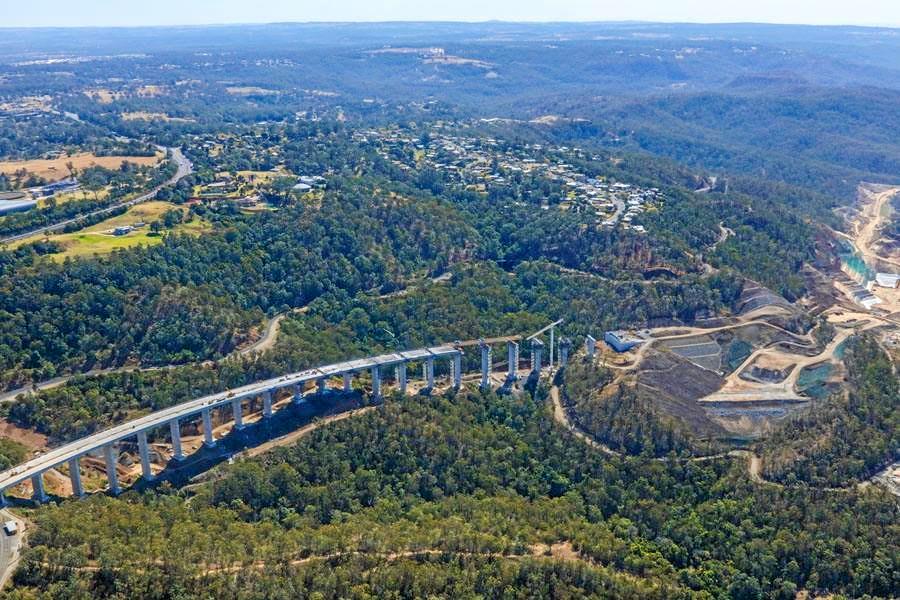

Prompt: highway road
[0,147,192,245]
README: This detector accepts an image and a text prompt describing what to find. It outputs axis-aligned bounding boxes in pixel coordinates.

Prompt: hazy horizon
[4,0,900,29]
[3,19,900,31]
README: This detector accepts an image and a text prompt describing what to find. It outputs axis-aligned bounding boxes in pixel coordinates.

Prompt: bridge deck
[454,336,522,347]
[0,345,460,493]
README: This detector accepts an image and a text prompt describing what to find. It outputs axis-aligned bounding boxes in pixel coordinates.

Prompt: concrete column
[452,352,462,389]
[343,372,352,393]
[231,398,245,430]
[549,326,555,368]
[170,419,184,460]
[137,430,154,481]
[585,335,596,359]
[68,457,84,498]
[531,339,544,374]
[293,382,305,405]
[507,341,519,380]
[317,378,326,396]
[104,445,120,496]
[371,366,382,400]
[397,363,408,395]
[262,389,273,418]
[479,340,492,391]
[559,338,572,367]
[31,473,49,504]
[425,358,435,390]
[202,408,215,447]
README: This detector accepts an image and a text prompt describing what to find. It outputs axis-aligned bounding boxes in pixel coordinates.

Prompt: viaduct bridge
[0,332,578,505]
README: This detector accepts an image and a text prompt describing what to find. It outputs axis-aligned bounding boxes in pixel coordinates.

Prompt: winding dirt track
[1,273,453,405]
[549,384,893,494]
[0,308,309,405]
[27,542,612,580]
[854,186,900,270]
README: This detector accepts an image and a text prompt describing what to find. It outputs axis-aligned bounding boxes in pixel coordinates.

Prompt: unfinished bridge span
[0,333,572,504]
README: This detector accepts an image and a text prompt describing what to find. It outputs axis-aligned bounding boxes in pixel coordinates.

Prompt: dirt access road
[697,322,857,403]
[549,384,894,494]
[853,185,900,270]
[1,272,454,405]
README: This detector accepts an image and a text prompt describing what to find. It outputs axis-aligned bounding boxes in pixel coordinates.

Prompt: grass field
[0,152,162,183]
[136,85,167,97]
[222,169,286,183]
[37,186,110,208]
[13,201,211,260]
[83,89,125,104]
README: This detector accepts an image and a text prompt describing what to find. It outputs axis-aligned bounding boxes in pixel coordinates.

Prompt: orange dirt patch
[529,541,582,561]
[0,152,162,183]
[43,468,73,496]
[0,419,48,452]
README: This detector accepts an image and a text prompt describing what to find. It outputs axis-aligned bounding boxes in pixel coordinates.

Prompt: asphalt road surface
[0,147,192,245]
[0,509,23,590]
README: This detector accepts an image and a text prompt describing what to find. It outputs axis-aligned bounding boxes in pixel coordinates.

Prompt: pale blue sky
[4,0,900,28]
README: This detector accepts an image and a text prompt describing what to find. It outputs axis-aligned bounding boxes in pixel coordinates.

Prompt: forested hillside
[0,21,897,600]
[0,117,822,392]
[761,336,900,486]
[560,360,708,457]
[3,261,739,442]
[9,389,898,599]
[0,181,475,389]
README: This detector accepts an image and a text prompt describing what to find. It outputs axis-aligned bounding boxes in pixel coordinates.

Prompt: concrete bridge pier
[397,363,408,395]
[480,340,492,390]
[170,419,185,460]
[531,339,544,375]
[585,335,596,359]
[0,343,484,504]
[262,389,273,418]
[137,430,154,481]
[317,378,327,396]
[202,408,216,447]
[31,472,49,504]
[68,457,84,497]
[293,382,305,405]
[343,373,352,393]
[231,398,245,430]
[371,366,382,400]
[549,326,555,368]
[104,445,120,496]
[559,338,572,367]
[507,341,519,381]
[424,358,435,391]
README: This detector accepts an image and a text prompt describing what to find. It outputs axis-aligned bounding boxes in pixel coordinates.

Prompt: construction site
[1,184,897,503]
[585,186,900,443]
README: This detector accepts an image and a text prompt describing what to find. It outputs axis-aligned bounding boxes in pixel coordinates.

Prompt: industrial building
[0,192,37,215]
[875,273,900,289]
[604,330,645,353]
[35,178,79,197]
